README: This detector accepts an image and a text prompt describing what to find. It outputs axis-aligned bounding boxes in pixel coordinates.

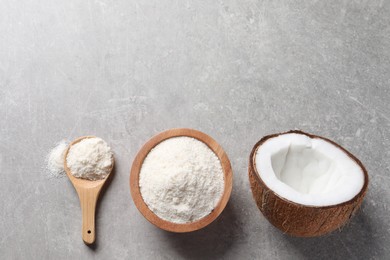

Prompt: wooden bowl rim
[130,128,233,233]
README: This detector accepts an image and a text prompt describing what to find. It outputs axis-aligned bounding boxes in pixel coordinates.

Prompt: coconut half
[248,130,368,237]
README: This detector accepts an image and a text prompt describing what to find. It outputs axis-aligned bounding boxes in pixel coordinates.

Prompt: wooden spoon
[130,128,233,233]
[63,136,114,244]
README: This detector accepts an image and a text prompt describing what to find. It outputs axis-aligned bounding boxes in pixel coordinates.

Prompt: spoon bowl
[64,136,114,244]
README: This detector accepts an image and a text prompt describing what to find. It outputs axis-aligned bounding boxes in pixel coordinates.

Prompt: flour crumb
[46,140,68,178]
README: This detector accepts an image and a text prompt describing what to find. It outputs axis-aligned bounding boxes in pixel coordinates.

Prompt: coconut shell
[248,130,368,237]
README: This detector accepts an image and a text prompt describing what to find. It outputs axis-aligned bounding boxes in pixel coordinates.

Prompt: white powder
[66,137,113,181]
[139,137,225,224]
[46,140,68,178]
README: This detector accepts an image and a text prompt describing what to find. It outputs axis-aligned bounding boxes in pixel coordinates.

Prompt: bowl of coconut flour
[130,128,233,232]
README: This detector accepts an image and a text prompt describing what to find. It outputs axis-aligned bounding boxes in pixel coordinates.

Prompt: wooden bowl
[130,128,233,233]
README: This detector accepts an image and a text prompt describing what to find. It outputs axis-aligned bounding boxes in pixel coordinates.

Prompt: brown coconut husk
[248,130,368,237]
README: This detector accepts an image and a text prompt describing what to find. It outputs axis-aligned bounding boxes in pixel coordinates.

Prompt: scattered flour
[46,140,68,178]
[66,137,113,181]
[139,137,225,224]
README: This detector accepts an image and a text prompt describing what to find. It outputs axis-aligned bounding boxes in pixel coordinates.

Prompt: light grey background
[0,0,389,259]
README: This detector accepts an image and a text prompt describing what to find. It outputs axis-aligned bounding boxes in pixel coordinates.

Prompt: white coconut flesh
[255,133,365,207]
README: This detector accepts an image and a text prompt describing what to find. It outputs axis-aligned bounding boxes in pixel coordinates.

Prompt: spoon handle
[76,187,100,244]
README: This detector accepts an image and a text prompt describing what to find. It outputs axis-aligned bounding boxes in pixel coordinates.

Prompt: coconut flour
[66,137,113,181]
[139,136,225,224]
[46,140,69,178]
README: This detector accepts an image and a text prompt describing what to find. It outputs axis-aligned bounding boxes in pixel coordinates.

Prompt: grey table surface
[1,0,389,259]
